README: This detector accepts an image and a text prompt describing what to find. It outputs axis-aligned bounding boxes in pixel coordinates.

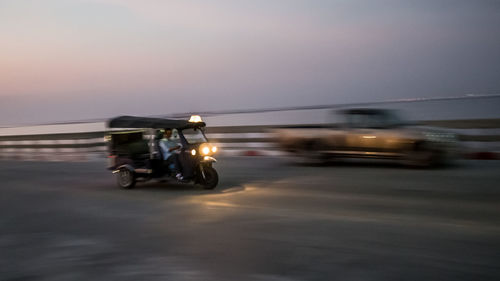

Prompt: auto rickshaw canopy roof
[107,115,206,129]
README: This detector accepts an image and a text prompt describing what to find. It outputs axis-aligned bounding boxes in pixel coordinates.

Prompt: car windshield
[345,110,408,129]
[182,128,208,144]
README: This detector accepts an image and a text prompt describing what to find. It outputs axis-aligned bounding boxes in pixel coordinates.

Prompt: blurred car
[273,108,459,167]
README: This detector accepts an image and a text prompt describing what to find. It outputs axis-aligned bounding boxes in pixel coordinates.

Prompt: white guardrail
[1,119,500,161]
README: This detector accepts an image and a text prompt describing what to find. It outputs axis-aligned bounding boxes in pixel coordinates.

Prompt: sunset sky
[1,0,500,125]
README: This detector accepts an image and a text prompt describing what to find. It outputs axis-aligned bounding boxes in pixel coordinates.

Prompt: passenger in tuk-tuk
[159,128,183,179]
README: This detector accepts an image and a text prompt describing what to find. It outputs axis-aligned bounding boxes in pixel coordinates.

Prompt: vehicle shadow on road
[286,159,461,170]
[131,178,256,195]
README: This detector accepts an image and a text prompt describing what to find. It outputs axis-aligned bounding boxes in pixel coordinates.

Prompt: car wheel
[296,141,329,166]
[403,142,438,168]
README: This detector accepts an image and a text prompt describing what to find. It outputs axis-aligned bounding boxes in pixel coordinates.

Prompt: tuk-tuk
[105,115,218,189]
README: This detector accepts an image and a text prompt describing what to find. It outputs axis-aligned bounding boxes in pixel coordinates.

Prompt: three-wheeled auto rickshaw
[106,115,219,189]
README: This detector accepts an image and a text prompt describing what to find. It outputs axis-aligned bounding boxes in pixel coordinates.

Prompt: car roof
[107,115,205,129]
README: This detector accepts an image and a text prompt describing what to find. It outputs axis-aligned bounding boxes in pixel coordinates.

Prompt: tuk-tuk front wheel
[116,168,136,189]
[198,166,218,189]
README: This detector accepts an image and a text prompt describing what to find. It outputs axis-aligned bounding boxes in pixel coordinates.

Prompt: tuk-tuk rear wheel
[117,168,136,189]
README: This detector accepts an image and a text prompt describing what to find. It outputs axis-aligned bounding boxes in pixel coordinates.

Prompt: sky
[1,0,500,125]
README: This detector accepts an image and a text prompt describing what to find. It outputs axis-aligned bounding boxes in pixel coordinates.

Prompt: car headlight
[211,146,217,153]
[191,149,197,156]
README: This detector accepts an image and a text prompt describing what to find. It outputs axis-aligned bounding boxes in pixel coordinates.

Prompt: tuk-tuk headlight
[211,146,217,153]
[191,149,197,156]
[202,146,210,155]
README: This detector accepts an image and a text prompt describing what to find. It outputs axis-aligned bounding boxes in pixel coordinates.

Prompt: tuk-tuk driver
[159,128,183,179]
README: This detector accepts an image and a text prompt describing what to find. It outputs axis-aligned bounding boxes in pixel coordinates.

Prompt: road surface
[1,158,499,280]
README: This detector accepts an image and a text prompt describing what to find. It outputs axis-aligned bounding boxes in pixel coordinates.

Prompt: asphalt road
[1,158,500,281]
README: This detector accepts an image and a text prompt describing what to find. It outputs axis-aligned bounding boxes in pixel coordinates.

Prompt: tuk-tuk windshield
[182,127,208,144]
